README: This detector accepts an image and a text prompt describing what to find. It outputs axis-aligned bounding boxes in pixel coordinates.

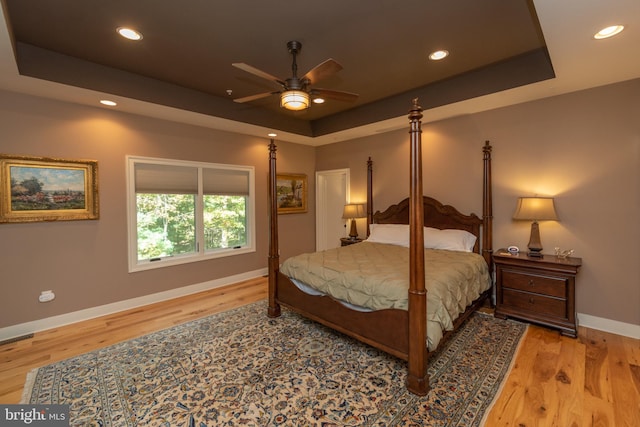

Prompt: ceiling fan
[232,40,359,111]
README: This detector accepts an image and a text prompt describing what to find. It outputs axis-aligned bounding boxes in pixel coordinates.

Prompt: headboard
[371,196,483,254]
[365,140,493,266]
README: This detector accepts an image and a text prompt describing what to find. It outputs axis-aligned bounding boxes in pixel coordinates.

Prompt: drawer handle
[528,279,535,287]
[528,297,535,304]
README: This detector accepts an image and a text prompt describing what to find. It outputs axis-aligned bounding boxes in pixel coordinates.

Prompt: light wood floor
[1,277,638,426]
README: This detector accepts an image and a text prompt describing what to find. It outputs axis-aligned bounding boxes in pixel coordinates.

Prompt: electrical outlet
[39,290,55,303]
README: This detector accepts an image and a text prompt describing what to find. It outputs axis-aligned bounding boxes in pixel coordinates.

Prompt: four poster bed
[267,99,494,395]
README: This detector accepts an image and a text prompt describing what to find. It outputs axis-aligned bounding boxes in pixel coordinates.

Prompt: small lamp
[280,90,310,111]
[342,203,366,240]
[513,197,558,257]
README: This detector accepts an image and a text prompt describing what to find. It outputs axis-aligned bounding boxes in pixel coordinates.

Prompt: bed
[267,99,494,395]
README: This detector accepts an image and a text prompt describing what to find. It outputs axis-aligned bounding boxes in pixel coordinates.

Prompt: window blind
[135,163,198,194]
[203,168,249,196]
[135,163,250,196]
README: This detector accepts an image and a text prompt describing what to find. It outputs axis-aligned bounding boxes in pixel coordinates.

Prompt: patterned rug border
[21,300,528,426]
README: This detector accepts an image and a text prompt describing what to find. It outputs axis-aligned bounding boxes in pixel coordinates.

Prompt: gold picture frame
[0,154,99,223]
[276,173,307,214]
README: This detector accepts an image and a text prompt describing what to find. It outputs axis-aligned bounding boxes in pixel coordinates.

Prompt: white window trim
[126,155,255,273]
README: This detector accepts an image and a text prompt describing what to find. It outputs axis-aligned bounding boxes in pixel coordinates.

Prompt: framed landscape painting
[0,154,99,223]
[276,173,307,214]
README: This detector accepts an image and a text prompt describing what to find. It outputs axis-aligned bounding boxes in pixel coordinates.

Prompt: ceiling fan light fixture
[281,90,310,111]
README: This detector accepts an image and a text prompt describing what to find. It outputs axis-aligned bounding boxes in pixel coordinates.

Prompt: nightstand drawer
[502,270,567,298]
[503,289,566,318]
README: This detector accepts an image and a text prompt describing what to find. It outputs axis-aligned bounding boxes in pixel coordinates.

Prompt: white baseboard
[0,268,267,342]
[578,312,640,339]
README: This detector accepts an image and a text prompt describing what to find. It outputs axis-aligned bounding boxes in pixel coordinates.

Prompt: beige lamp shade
[342,203,366,219]
[342,203,365,239]
[513,197,558,257]
[513,197,558,221]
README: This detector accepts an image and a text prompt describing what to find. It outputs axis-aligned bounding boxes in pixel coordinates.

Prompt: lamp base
[527,221,544,257]
[527,248,544,258]
[348,219,359,239]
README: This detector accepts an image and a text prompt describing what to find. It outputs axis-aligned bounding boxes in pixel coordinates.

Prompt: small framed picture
[0,154,99,223]
[276,173,307,214]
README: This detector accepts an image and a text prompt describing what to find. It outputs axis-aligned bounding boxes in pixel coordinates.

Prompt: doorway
[315,169,349,251]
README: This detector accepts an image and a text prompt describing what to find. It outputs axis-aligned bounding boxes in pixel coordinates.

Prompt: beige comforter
[280,241,491,350]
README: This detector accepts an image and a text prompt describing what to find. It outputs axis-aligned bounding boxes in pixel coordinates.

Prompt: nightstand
[493,249,582,337]
[340,237,363,246]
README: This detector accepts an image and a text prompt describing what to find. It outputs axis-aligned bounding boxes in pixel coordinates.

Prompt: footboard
[277,272,410,360]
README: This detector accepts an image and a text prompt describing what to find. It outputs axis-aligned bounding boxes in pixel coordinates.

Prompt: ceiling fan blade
[312,88,359,102]
[233,91,279,103]
[302,59,343,85]
[232,63,286,86]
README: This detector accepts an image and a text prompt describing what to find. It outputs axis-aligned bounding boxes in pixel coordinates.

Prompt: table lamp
[513,197,558,257]
[342,203,366,239]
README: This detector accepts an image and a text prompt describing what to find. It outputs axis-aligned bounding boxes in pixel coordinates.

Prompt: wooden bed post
[267,138,281,318]
[406,99,429,395]
[366,157,373,237]
[482,141,493,274]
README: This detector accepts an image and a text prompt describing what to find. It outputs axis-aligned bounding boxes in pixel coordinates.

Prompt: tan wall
[317,79,640,326]
[2,79,638,329]
[0,91,316,328]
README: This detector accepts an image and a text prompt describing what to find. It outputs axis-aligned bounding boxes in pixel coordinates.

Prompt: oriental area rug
[22,301,527,426]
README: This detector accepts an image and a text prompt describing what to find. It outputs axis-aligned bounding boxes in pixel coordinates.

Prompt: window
[127,156,255,272]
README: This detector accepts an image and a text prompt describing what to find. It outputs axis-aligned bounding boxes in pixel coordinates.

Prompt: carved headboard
[371,196,483,254]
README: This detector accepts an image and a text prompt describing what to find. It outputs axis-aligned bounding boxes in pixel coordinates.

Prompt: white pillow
[366,223,410,247]
[366,224,477,252]
[424,227,477,252]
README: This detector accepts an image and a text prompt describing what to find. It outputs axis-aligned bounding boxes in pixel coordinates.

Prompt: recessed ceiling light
[268,133,277,137]
[594,25,624,39]
[117,27,143,41]
[100,100,117,106]
[313,97,325,104]
[429,50,449,61]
